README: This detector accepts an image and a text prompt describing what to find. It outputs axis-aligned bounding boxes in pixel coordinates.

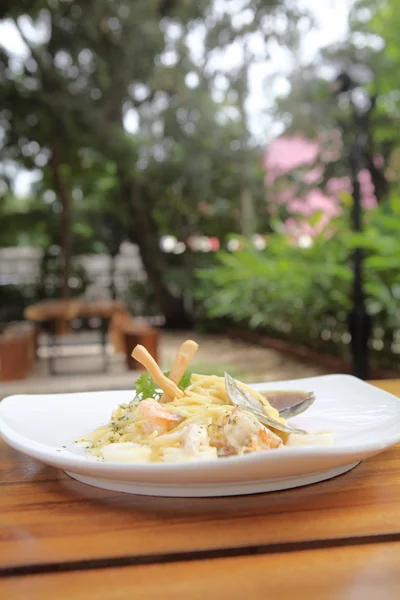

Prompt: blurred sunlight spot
[54,50,72,70]
[18,13,51,45]
[252,234,267,250]
[232,8,254,30]
[34,152,48,168]
[90,88,102,100]
[160,236,177,253]
[227,239,241,252]
[72,188,83,201]
[184,122,196,135]
[159,50,178,67]
[173,242,186,255]
[43,190,56,204]
[185,72,200,89]
[373,340,384,351]
[123,109,139,134]
[298,234,313,249]
[129,83,150,102]
[0,19,29,57]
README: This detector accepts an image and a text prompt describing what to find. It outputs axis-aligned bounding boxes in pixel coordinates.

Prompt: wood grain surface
[1,379,399,576]
[3,542,400,600]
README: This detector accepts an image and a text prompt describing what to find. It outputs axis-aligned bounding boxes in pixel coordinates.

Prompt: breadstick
[131,345,183,400]
[160,340,199,402]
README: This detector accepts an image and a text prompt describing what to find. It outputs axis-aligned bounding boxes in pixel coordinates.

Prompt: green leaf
[134,370,191,400]
[134,372,158,400]
[178,372,192,390]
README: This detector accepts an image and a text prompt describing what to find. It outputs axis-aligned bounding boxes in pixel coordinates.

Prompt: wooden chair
[0,322,37,381]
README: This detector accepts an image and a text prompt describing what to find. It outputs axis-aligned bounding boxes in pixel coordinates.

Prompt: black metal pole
[331,73,372,379]
[347,127,371,380]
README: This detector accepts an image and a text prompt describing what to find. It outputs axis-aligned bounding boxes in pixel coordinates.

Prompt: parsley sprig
[134,371,191,400]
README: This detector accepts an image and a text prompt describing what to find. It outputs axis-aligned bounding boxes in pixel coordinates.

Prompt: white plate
[1,374,399,497]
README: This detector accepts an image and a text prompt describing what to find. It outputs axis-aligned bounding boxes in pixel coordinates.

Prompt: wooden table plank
[1,380,399,573]
[369,379,400,396]
[24,299,125,322]
[3,542,400,600]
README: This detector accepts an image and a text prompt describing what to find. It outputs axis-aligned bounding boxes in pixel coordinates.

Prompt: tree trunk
[121,176,193,329]
[51,140,72,299]
[109,253,117,300]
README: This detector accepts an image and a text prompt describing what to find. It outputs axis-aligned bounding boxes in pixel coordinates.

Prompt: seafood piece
[224,372,306,435]
[182,424,210,455]
[138,399,183,435]
[101,442,152,463]
[210,408,282,457]
[159,424,219,462]
[262,390,316,419]
[241,428,282,454]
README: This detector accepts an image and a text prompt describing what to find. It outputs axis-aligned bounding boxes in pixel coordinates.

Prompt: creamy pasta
[77,340,332,463]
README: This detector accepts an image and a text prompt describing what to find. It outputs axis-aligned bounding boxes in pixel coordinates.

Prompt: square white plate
[1,374,399,497]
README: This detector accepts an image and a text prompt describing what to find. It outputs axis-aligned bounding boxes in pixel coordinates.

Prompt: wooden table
[24,300,126,375]
[1,380,400,599]
[25,300,126,325]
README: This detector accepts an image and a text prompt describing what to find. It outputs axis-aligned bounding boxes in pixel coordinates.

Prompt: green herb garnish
[134,370,192,401]
[178,372,192,390]
[135,372,159,399]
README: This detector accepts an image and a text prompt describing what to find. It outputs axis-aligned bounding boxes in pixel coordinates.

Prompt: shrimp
[210,408,282,456]
[138,399,183,435]
[242,428,282,454]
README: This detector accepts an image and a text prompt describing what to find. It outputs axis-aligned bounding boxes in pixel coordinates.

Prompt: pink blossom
[283,212,332,243]
[358,169,372,184]
[326,176,352,196]
[321,150,341,163]
[275,186,298,204]
[362,195,377,209]
[284,217,298,231]
[287,199,313,216]
[283,219,313,237]
[304,189,341,218]
[209,237,220,251]
[264,136,320,184]
[314,213,331,234]
[358,169,377,208]
[264,136,377,240]
[303,165,324,184]
[373,154,384,169]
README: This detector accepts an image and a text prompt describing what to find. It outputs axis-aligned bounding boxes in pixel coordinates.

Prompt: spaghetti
[77,340,331,463]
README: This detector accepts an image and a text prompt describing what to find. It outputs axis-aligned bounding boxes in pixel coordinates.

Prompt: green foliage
[134,372,160,400]
[178,372,192,390]
[345,195,400,329]
[0,0,304,317]
[198,226,350,334]
[134,370,192,400]
[197,203,400,368]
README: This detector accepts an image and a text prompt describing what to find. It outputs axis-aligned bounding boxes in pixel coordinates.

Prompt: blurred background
[0,0,399,393]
